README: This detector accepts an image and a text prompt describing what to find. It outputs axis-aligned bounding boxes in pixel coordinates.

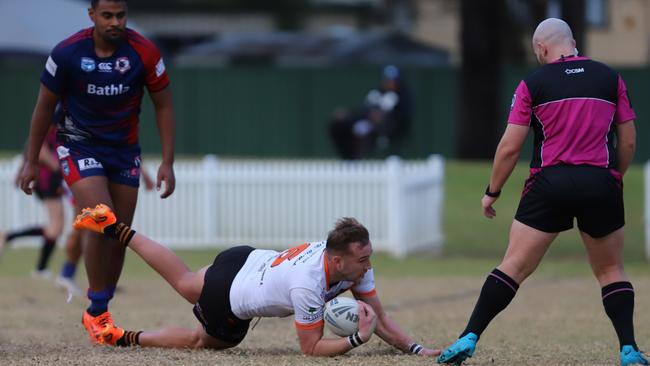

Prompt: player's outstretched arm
[296,301,376,356]
[19,85,60,194]
[149,88,176,198]
[356,294,441,357]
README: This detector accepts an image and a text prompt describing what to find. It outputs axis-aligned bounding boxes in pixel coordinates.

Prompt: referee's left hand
[481,195,498,218]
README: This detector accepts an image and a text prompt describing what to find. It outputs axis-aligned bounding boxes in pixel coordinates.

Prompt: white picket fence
[0,155,444,257]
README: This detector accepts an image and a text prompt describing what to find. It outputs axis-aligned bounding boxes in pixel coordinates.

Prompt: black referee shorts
[35,171,63,200]
[515,165,624,238]
[193,245,255,344]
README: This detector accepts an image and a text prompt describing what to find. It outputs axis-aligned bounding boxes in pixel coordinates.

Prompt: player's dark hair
[326,217,370,254]
[91,0,127,8]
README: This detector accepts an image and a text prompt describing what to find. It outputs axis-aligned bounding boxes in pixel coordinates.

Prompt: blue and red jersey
[40,27,170,147]
[508,56,636,170]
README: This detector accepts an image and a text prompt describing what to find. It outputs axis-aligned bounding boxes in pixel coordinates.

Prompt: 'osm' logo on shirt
[565,68,585,75]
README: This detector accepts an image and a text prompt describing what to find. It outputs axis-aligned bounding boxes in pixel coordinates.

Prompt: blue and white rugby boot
[437,332,478,365]
[621,345,649,366]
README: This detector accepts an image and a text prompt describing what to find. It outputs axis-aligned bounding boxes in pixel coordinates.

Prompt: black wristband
[485,185,501,198]
[347,331,364,348]
[408,342,424,354]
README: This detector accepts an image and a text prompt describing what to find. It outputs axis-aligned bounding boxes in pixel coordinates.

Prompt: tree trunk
[457,0,505,159]
[562,0,586,55]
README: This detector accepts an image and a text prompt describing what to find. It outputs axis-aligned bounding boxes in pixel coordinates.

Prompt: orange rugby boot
[82,310,115,344]
[73,204,116,233]
[100,325,126,346]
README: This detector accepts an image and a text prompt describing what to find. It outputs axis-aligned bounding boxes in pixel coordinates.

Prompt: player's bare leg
[439,220,557,364]
[42,198,64,241]
[138,325,234,349]
[74,204,205,303]
[33,198,64,277]
[581,228,627,286]
[497,220,558,283]
[75,204,220,348]
[69,176,115,343]
[581,228,647,365]
[56,227,83,296]
[105,182,138,289]
[101,322,235,349]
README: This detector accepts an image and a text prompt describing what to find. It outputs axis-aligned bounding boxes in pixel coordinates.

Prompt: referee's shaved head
[532,18,577,65]
[533,18,574,46]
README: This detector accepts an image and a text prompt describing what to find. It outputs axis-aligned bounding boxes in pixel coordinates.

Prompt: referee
[438,18,647,366]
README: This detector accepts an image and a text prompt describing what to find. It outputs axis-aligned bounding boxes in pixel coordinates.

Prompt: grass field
[0,160,648,365]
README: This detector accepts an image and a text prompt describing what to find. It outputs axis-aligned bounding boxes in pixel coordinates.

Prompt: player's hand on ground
[356,300,376,343]
[417,345,442,357]
[156,162,175,198]
[481,195,498,218]
[18,161,38,195]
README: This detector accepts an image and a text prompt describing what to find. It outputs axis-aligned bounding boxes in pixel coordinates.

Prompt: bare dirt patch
[1,274,648,365]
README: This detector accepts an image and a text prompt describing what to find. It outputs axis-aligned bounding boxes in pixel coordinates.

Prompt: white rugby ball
[324,296,359,336]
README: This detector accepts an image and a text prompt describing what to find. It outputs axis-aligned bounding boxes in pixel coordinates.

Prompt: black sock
[461,268,520,338]
[116,330,142,347]
[36,237,56,271]
[103,222,136,247]
[602,281,637,351]
[7,227,44,243]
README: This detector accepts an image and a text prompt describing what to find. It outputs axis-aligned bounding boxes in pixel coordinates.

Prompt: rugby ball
[324,296,359,336]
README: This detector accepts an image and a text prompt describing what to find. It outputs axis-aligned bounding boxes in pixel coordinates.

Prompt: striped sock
[36,237,56,271]
[461,268,519,338]
[103,222,136,247]
[87,288,111,316]
[116,330,142,347]
[602,281,637,351]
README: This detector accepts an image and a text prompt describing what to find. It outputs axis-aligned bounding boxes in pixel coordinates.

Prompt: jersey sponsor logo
[155,58,166,77]
[98,62,113,73]
[300,307,324,323]
[78,158,103,171]
[56,146,70,159]
[87,83,130,96]
[120,167,140,179]
[61,160,70,176]
[565,67,585,75]
[45,56,58,77]
[81,57,96,72]
[115,57,131,74]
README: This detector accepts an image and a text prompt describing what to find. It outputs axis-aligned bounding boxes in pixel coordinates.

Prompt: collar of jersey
[323,252,331,290]
[551,55,590,64]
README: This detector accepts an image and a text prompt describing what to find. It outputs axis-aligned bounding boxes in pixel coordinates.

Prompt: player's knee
[44,224,63,240]
[176,273,201,304]
[592,264,626,284]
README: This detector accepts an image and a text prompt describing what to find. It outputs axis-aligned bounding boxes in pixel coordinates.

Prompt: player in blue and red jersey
[18,0,176,345]
[1,120,64,278]
[437,19,647,366]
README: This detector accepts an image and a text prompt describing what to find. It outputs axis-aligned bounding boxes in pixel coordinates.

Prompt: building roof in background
[0,0,142,57]
[175,30,449,67]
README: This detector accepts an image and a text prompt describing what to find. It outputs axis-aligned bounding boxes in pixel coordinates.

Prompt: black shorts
[193,245,255,344]
[35,171,63,200]
[515,165,624,238]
